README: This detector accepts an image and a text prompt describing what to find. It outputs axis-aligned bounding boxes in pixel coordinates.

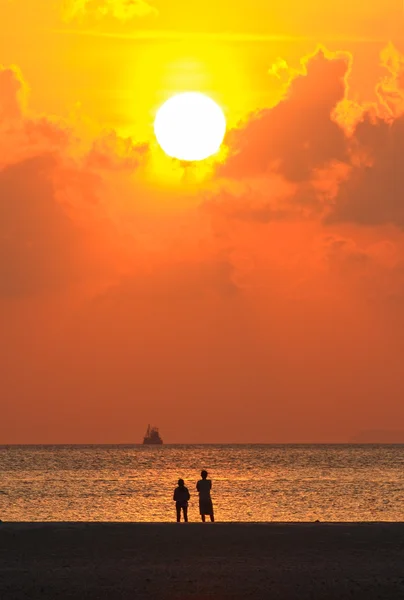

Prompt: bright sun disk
[154,92,226,161]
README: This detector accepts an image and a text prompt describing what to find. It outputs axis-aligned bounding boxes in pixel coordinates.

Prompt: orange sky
[2,0,404,443]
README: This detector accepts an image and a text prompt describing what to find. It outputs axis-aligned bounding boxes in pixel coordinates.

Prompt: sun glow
[154,92,226,161]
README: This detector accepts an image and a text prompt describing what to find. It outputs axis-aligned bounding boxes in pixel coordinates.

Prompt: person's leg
[201,514,206,522]
[210,512,215,522]
[183,506,188,522]
[176,505,181,522]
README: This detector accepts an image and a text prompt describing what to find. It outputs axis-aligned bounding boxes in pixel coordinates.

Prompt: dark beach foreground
[1,523,404,599]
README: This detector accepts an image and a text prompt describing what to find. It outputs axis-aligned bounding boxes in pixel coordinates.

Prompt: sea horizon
[2,441,404,446]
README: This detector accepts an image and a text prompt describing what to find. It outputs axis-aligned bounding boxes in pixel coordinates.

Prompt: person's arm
[186,489,190,501]
[173,489,177,501]
[196,481,200,492]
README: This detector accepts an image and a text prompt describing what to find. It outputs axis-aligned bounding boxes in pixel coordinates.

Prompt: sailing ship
[143,424,163,445]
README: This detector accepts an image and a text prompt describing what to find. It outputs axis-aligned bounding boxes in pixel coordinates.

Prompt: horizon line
[1,442,403,446]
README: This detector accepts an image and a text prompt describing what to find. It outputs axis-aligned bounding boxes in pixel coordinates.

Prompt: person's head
[178,478,185,487]
[201,470,208,480]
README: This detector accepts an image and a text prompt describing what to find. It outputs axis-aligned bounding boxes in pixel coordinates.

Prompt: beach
[1,523,403,599]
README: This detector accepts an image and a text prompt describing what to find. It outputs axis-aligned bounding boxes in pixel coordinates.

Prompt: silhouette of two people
[174,470,214,522]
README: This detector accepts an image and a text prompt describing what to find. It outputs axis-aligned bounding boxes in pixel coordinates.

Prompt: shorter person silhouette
[196,470,214,522]
[173,479,190,522]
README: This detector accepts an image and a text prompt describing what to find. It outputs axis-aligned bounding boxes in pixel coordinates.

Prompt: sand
[1,522,404,599]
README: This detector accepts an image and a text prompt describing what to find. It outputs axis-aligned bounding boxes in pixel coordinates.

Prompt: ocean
[1,444,403,522]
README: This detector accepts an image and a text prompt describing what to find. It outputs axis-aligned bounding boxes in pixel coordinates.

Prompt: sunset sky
[2,0,404,443]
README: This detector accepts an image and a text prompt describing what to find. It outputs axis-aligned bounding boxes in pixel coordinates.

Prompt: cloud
[0,155,80,296]
[267,57,290,80]
[376,43,404,117]
[218,44,404,234]
[323,46,404,228]
[221,48,350,183]
[209,49,355,225]
[0,68,82,297]
[0,65,72,167]
[0,149,124,298]
[320,234,371,272]
[64,0,158,21]
[328,111,404,227]
[0,64,27,120]
[85,131,148,171]
[0,65,151,298]
[202,178,298,224]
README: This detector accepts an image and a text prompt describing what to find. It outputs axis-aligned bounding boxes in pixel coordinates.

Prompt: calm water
[0,445,403,522]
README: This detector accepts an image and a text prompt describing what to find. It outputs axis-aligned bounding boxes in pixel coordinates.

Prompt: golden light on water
[2,446,403,522]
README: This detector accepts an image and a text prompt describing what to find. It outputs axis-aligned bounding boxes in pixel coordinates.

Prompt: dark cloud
[221,48,349,182]
[321,234,371,271]
[0,63,153,299]
[218,44,404,232]
[328,113,404,227]
[0,155,79,296]
[202,186,295,223]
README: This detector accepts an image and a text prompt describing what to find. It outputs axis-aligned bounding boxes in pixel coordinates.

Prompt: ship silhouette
[143,424,163,445]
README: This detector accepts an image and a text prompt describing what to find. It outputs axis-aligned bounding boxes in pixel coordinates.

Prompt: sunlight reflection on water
[0,444,403,522]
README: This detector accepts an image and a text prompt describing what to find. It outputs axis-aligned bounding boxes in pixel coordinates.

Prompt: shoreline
[1,519,403,526]
[1,522,404,599]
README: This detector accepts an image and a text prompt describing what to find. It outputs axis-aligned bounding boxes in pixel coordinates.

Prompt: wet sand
[1,522,404,599]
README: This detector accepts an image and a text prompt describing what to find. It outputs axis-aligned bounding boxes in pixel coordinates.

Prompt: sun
[154,92,226,161]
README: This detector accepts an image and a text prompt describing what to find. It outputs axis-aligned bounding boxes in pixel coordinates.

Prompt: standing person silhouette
[173,479,190,522]
[196,470,214,522]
